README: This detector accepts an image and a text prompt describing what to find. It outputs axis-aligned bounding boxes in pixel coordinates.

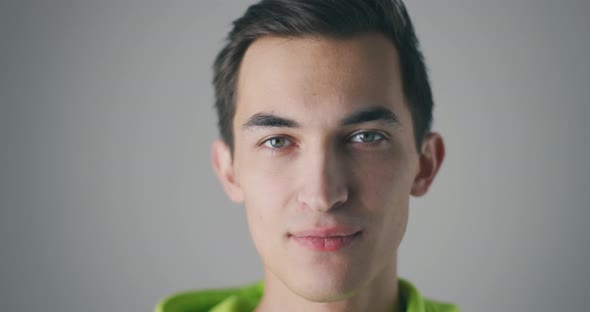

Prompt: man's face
[213,34,435,301]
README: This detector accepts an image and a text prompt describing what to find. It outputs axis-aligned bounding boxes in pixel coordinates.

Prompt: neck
[254,261,401,312]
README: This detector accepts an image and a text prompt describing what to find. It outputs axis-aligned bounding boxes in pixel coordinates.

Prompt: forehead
[235,34,406,126]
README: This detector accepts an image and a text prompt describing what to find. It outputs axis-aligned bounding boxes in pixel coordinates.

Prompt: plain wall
[2,0,589,311]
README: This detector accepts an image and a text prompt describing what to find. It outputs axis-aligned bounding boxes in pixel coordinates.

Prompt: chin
[282,267,364,302]
[291,282,360,303]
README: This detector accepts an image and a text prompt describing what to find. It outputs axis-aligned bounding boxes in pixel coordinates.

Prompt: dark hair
[213,0,433,154]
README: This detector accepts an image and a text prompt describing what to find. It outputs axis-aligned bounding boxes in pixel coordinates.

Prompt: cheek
[351,160,410,265]
[240,154,295,209]
[238,155,296,250]
[352,148,415,210]
[352,148,415,252]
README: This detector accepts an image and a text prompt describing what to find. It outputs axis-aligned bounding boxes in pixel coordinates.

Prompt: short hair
[213,0,433,154]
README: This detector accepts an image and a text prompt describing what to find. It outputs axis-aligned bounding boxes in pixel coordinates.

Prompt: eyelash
[260,136,294,151]
[348,131,386,144]
[259,131,388,151]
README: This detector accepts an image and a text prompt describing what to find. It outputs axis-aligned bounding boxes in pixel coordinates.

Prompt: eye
[349,131,385,143]
[262,136,292,149]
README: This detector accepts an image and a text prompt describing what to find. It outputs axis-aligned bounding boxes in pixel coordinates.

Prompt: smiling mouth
[289,231,362,252]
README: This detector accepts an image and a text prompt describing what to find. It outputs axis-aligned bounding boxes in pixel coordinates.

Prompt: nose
[296,144,349,212]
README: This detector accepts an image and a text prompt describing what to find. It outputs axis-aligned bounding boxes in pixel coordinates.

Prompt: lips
[289,226,363,252]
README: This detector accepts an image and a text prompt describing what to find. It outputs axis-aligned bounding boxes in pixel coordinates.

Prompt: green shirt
[155,278,460,312]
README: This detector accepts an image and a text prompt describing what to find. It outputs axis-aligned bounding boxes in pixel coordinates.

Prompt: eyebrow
[242,113,300,129]
[241,106,400,130]
[340,106,400,127]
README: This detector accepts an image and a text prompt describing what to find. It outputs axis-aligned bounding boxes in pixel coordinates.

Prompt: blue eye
[350,131,385,143]
[262,137,291,148]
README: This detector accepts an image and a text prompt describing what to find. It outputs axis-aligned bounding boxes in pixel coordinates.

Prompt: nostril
[296,186,349,213]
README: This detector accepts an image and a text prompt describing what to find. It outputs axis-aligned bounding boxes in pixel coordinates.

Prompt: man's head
[211,0,445,304]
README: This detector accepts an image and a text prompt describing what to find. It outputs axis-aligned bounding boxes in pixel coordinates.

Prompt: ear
[211,139,244,203]
[411,132,445,197]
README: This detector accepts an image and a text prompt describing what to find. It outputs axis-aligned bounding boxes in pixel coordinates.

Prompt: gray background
[2,0,589,311]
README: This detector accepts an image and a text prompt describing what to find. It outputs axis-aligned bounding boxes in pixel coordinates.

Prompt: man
[157,0,458,311]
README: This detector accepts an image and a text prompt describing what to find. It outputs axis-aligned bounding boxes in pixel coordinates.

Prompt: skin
[212,33,445,312]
